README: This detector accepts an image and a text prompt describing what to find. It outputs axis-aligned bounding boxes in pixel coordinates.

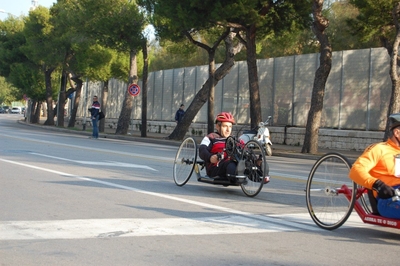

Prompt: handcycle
[173,136,270,197]
[305,152,400,230]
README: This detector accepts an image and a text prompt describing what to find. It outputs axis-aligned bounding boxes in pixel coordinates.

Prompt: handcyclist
[349,113,400,219]
[199,112,238,182]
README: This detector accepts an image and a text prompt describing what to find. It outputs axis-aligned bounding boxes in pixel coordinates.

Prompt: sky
[0,0,156,39]
[0,0,56,19]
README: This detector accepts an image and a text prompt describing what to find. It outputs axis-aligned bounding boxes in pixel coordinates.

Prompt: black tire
[305,153,356,230]
[240,140,267,197]
[359,187,374,214]
[173,137,197,186]
[265,143,272,156]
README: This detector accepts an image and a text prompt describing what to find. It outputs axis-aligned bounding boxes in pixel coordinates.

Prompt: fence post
[367,48,373,130]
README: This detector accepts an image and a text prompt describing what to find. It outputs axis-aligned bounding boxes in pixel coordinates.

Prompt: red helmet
[215,112,235,124]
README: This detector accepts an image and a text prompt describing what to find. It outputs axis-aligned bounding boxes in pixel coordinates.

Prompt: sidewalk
[19,119,363,162]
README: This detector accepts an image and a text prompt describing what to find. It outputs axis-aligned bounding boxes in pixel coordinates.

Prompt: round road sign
[128,83,140,96]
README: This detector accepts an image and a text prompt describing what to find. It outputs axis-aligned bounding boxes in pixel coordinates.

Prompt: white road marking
[272,212,371,229]
[30,152,157,171]
[0,213,370,240]
[0,215,299,240]
[0,158,368,240]
[1,133,173,162]
[269,171,308,181]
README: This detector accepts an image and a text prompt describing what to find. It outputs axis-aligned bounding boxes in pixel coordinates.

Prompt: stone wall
[270,126,383,151]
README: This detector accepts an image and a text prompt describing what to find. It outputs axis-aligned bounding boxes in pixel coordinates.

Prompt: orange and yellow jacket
[349,139,400,193]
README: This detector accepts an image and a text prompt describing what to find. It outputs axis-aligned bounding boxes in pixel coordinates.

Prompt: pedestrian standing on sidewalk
[175,104,185,124]
[89,96,101,139]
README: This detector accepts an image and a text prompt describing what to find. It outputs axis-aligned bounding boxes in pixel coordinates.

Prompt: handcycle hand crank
[216,152,224,167]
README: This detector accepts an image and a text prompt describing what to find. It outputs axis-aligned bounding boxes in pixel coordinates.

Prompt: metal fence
[76,47,391,131]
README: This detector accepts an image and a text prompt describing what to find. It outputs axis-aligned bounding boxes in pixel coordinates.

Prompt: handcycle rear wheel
[240,140,267,197]
[305,153,356,230]
[173,137,197,186]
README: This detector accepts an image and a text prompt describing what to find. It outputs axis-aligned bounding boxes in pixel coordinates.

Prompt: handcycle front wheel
[173,137,197,186]
[305,153,356,230]
[240,140,267,197]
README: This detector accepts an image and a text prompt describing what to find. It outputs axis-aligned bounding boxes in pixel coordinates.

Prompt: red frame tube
[340,184,400,229]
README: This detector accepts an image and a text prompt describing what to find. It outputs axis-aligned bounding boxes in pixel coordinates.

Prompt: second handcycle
[173,136,270,197]
[305,152,400,230]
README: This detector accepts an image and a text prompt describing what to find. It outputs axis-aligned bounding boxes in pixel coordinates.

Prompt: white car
[11,107,22,114]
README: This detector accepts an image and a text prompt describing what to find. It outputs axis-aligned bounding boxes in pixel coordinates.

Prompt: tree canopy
[348,0,398,52]
[2,0,399,139]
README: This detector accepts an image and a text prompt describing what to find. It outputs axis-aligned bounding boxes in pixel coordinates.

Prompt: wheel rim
[240,140,266,197]
[173,137,197,186]
[305,153,355,230]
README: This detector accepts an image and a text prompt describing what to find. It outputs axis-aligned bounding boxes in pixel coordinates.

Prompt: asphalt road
[0,114,399,266]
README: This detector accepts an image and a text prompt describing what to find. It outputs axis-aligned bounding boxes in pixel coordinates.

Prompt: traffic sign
[128,83,140,97]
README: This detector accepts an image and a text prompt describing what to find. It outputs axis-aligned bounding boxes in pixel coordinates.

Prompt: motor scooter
[238,116,273,156]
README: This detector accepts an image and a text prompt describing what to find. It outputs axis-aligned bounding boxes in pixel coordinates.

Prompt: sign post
[128,83,140,134]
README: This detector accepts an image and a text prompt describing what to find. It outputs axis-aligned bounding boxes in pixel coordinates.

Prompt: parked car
[0,106,10,113]
[11,107,22,114]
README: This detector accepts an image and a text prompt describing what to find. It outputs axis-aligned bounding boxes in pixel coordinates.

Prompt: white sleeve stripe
[200,137,210,146]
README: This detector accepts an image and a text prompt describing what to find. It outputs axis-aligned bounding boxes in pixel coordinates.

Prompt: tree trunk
[384,3,400,140]
[56,70,68,127]
[207,54,216,134]
[141,42,148,137]
[181,29,230,135]
[68,78,83,128]
[301,0,332,154]
[43,67,55,126]
[29,100,38,124]
[33,101,41,124]
[99,80,108,133]
[167,31,243,140]
[116,49,138,135]
[246,26,262,129]
[41,102,46,118]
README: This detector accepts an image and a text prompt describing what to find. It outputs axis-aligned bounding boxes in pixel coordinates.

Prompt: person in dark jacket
[89,96,101,139]
[175,104,185,123]
[198,112,237,181]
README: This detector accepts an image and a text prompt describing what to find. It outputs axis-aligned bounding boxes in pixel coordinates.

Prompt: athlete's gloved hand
[372,180,395,199]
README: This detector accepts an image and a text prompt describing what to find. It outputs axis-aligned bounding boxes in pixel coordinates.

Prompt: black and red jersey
[199,132,229,176]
